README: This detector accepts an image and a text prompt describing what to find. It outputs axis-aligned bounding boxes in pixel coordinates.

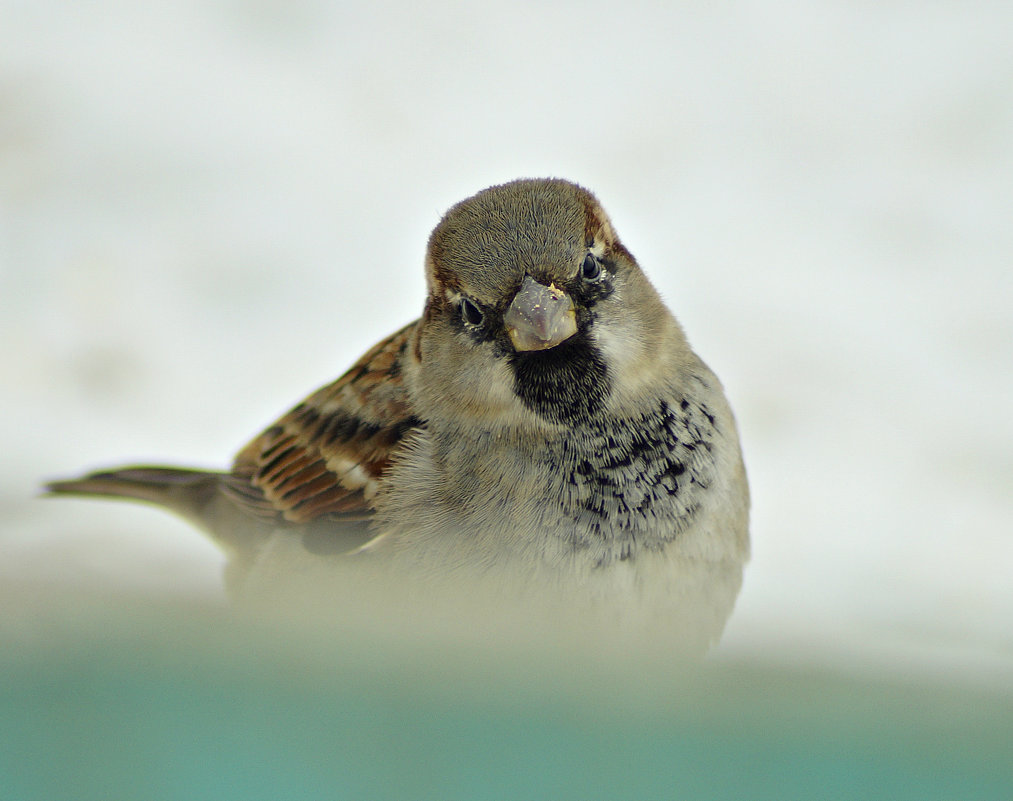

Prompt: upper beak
[504,275,578,352]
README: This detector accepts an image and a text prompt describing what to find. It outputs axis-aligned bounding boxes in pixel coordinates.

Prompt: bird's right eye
[460,297,485,326]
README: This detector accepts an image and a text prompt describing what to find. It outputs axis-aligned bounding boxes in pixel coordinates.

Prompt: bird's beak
[504,275,578,352]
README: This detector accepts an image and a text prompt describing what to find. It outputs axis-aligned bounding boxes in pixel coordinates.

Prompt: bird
[46,178,749,651]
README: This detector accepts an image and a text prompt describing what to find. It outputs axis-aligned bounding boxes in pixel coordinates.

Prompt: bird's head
[409,179,689,431]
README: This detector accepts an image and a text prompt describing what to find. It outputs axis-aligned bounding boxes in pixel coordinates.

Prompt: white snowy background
[2,0,1010,677]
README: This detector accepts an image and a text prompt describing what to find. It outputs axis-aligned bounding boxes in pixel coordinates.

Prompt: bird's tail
[45,466,225,531]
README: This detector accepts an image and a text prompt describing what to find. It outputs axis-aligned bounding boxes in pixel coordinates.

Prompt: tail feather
[45,466,225,530]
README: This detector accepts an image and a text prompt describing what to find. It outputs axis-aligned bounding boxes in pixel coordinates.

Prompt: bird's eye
[581,253,602,281]
[460,297,484,326]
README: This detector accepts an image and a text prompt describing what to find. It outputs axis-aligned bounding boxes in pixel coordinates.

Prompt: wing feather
[225,322,422,525]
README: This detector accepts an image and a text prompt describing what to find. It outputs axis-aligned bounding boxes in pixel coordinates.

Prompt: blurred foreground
[3,581,1010,801]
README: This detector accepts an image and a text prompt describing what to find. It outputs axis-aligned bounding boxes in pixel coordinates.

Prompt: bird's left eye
[581,253,602,281]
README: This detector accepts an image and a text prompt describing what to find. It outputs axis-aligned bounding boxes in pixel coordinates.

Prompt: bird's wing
[225,322,422,525]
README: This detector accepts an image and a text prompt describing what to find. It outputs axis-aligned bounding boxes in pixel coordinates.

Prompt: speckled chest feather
[428,392,720,569]
[541,396,718,565]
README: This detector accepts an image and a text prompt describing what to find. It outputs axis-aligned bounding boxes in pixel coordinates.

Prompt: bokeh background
[2,1,1011,680]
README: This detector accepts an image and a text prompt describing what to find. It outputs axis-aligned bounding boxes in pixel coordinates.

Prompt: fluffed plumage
[47,178,750,651]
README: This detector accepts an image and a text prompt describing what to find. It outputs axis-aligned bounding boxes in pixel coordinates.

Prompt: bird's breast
[387,394,723,570]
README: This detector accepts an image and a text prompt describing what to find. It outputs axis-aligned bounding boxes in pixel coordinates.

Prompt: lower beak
[504,276,578,352]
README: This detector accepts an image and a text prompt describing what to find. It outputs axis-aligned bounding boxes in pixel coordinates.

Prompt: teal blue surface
[3,603,1010,801]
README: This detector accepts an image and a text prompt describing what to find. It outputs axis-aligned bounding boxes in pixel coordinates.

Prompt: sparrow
[47,178,750,650]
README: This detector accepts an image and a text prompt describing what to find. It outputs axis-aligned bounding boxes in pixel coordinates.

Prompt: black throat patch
[508,334,611,425]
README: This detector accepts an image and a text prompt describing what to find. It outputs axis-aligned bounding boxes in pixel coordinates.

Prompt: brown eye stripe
[579,194,608,247]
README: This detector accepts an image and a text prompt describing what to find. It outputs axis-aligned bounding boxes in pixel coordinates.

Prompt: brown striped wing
[224,322,421,525]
